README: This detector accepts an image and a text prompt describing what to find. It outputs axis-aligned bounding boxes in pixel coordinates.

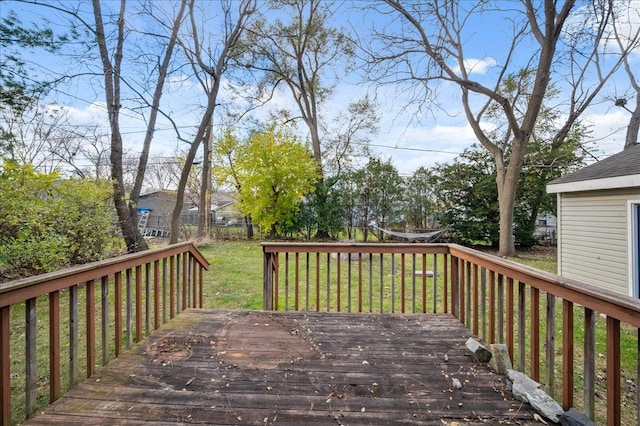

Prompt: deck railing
[0,242,209,425]
[262,242,640,425]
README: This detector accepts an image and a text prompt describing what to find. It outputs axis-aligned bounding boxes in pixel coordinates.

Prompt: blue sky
[2,0,639,178]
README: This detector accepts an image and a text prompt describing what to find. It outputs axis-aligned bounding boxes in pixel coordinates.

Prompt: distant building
[137,190,241,236]
[547,144,640,297]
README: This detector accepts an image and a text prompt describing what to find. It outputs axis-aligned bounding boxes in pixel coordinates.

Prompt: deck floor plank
[26,310,537,425]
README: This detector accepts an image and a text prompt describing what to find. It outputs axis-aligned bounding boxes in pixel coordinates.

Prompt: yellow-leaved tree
[236,126,319,238]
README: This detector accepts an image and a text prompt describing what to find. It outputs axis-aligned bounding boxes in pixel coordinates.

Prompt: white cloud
[451,57,498,76]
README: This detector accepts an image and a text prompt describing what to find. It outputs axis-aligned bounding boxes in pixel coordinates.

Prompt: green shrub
[0,160,120,281]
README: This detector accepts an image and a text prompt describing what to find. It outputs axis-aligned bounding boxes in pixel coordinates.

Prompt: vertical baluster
[432,254,438,313]
[154,260,160,330]
[162,258,167,323]
[606,316,620,426]
[480,268,487,341]
[263,250,273,311]
[175,255,180,315]
[114,271,122,357]
[401,253,406,313]
[25,298,37,418]
[411,253,416,313]
[199,265,204,308]
[285,252,290,311]
[545,293,556,397]
[49,290,61,403]
[274,253,280,311]
[358,253,363,313]
[473,264,479,335]
[69,285,78,388]
[506,278,514,361]
[459,259,465,324]
[391,253,395,313]
[101,276,109,366]
[518,281,525,372]
[348,253,352,312]
[497,274,504,344]
[169,256,176,319]
[379,253,384,313]
[443,254,448,314]
[584,308,595,421]
[0,306,9,426]
[181,253,187,312]
[295,253,300,311]
[465,261,471,328]
[530,287,540,382]
[192,257,198,308]
[489,270,496,343]
[425,253,430,314]
[126,269,133,349]
[305,253,310,311]
[86,279,96,378]
[451,256,458,318]
[135,265,142,342]
[336,253,341,312]
[326,253,331,312]
[315,252,320,312]
[369,253,373,313]
[562,299,574,411]
[145,263,150,335]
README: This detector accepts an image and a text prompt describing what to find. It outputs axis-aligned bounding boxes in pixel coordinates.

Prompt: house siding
[559,188,640,295]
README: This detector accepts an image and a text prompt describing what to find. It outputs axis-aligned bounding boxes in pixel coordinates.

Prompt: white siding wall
[559,188,640,295]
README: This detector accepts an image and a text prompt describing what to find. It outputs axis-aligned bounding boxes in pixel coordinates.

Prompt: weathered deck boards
[26,310,537,425]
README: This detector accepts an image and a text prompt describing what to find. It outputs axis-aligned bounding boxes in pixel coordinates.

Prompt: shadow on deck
[27,310,537,425]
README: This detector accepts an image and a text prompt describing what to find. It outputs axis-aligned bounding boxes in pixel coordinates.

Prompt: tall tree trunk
[197,120,213,238]
[92,0,147,253]
[624,90,640,150]
[244,216,254,239]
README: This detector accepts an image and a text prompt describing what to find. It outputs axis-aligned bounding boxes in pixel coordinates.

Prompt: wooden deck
[26,310,538,425]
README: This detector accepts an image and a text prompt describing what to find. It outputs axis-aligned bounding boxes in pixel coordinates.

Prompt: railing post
[584,308,595,421]
[1,306,9,426]
[86,279,96,378]
[545,293,556,397]
[450,256,459,318]
[263,249,274,311]
[606,317,621,426]
[25,298,37,418]
[562,299,574,411]
[49,290,61,403]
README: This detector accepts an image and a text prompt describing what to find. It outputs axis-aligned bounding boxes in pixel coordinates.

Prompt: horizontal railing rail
[0,242,209,425]
[262,242,640,426]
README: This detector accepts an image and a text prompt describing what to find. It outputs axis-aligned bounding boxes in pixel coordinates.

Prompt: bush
[0,160,121,281]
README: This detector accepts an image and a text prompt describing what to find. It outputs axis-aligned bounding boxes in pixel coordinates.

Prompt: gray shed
[546,144,640,297]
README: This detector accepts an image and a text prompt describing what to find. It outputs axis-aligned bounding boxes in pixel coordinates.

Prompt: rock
[331,252,362,261]
[560,408,596,426]
[526,388,564,424]
[452,377,462,389]
[413,270,434,277]
[507,369,540,403]
[487,344,512,374]
[465,338,492,363]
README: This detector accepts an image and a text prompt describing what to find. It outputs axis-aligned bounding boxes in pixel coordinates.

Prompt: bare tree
[91,0,188,252]
[240,0,352,171]
[611,2,640,150]
[366,0,639,256]
[168,0,256,244]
